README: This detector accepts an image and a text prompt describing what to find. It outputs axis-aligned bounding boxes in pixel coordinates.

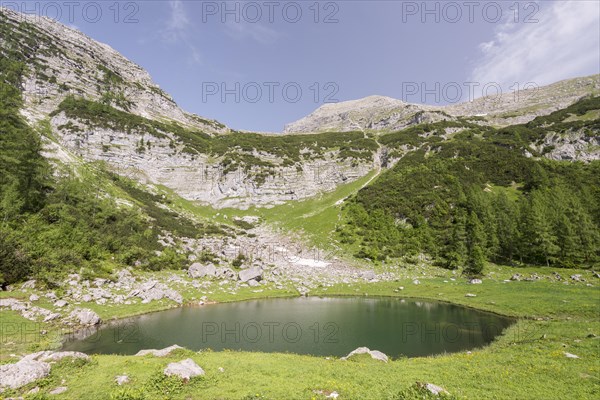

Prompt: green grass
[1,266,598,399]
[155,169,379,250]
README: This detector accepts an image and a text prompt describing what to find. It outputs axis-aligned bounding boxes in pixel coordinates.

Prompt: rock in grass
[115,375,129,385]
[49,386,68,395]
[69,308,101,325]
[469,279,482,284]
[0,359,51,389]
[564,352,580,359]
[341,347,388,362]
[465,293,477,297]
[417,382,449,396]
[163,358,205,380]
[54,299,68,308]
[22,351,89,362]
[135,345,184,357]
[188,263,216,279]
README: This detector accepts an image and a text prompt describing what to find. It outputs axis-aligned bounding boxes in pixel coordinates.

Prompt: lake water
[61,297,514,358]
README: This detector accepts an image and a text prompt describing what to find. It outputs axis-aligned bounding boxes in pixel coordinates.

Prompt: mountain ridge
[284,75,600,133]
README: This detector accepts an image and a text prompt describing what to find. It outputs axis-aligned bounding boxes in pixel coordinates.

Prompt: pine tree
[523,190,560,266]
[445,209,467,270]
[494,192,519,263]
[465,211,486,276]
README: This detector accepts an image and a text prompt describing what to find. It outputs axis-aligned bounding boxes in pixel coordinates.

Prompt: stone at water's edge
[164,359,205,380]
[341,347,389,363]
[135,345,184,357]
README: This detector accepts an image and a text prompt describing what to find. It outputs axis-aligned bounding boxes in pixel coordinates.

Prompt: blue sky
[8,0,600,132]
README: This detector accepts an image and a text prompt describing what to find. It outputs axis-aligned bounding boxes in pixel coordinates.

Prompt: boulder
[368,350,389,363]
[29,294,39,302]
[0,359,50,389]
[216,267,237,280]
[341,347,388,362]
[22,351,90,362]
[69,308,101,325]
[247,279,260,287]
[417,382,449,396]
[115,375,129,385]
[129,281,183,304]
[20,280,36,290]
[510,274,522,281]
[564,352,580,359]
[135,345,184,357]
[465,293,477,297]
[0,298,21,308]
[163,358,205,380]
[469,279,482,284]
[188,263,216,279]
[238,267,262,283]
[54,300,68,308]
[49,386,68,395]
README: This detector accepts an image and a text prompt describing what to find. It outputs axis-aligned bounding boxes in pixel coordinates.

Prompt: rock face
[284,95,439,133]
[0,8,225,135]
[0,8,376,210]
[0,359,51,390]
[163,358,205,380]
[69,308,101,325]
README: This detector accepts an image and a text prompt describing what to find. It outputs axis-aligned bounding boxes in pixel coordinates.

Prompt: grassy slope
[156,169,379,249]
[1,266,598,399]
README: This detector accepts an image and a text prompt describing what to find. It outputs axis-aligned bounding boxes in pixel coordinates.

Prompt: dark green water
[61,297,514,358]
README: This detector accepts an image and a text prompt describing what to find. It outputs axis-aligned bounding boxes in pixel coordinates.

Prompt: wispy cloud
[469,0,599,90]
[223,21,280,45]
[160,0,201,65]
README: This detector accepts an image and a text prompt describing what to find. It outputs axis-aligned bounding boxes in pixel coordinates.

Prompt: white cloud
[160,0,201,65]
[469,1,600,90]
[223,21,279,45]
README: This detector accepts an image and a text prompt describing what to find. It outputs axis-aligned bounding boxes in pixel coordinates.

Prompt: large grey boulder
[341,347,388,362]
[69,308,101,325]
[188,263,216,279]
[0,359,50,389]
[135,345,184,357]
[163,358,205,380]
[238,267,262,283]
